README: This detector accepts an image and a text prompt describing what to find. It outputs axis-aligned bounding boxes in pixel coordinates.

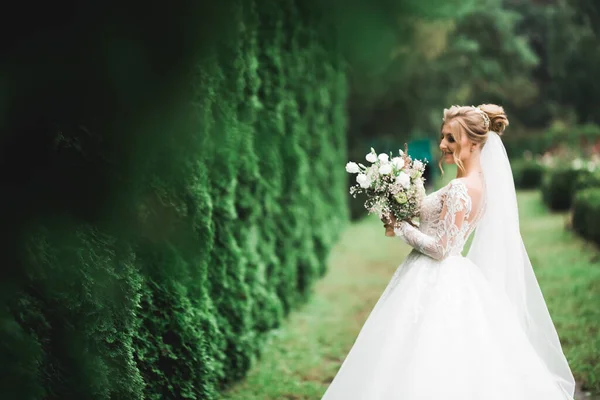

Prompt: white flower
[396,171,411,188]
[366,166,377,180]
[357,174,371,188]
[345,162,360,174]
[391,157,405,169]
[378,153,389,163]
[414,177,424,188]
[379,163,392,175]
[398,149,404,156]
[366,152,377,163]
[413,160,424,170]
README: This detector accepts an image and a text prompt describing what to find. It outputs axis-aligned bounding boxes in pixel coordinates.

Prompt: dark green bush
[572,188,600,246]
[541,168,585,210]
[541,166,600,211]
[511,159,545,189]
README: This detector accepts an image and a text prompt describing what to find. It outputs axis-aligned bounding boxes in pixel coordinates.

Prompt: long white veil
[467,131,575,398]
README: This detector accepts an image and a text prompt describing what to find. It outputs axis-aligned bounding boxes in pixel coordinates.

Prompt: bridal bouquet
[346,146,427,236]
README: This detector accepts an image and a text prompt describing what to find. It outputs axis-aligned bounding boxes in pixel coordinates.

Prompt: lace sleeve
[393,180,471,260]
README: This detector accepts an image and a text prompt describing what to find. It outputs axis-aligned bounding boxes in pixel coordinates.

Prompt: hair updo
[477,103,509,135]
[440,103,509,173]
[442,103,509,143]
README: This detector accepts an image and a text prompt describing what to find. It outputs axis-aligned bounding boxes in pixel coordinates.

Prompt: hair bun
[478,103,509,135]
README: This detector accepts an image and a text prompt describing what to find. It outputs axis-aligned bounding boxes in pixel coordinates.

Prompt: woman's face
[440,120,472,164]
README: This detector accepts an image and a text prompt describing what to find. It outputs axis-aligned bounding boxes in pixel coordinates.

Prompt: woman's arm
[392,180,471,260]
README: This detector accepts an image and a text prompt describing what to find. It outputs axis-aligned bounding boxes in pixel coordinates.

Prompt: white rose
[345,162,360,174]
[356,173,371,188]
[366,152,377,163]
[396,171,411,188]
[391,157,405,169]
[378,153,389,163]
[379,163,392,175]
[413,160,423,170]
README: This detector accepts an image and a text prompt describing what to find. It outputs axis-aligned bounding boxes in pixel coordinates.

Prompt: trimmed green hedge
[1,0,348,399]
[511,159,545,189]
[541,168,588,211]
[541,166,600,211]
[572,188,600,246]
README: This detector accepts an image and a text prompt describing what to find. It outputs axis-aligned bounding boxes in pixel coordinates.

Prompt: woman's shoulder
[446,177,483,198]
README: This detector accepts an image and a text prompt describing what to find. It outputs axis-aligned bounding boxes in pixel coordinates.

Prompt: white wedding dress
[322,133,575,400]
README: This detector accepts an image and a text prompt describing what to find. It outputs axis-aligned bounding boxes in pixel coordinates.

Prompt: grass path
[220,190,600,399]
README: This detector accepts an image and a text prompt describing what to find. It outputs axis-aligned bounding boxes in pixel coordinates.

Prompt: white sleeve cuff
[393,226,404,237]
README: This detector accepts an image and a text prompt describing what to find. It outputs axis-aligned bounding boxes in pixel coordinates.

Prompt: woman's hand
[382,214,419,237]
[381,213,398,237]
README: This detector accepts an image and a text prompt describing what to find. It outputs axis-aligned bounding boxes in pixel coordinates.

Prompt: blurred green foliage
[0,0,348,399]
[340,0,600,160]
[505,122,600,159]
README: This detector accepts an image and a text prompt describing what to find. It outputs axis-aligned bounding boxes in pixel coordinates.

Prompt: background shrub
[511,159,545,189]
[541,167,587,210]
[572,188,600,246]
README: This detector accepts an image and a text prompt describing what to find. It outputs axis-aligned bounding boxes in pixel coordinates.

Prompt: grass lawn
[219,188,600,399]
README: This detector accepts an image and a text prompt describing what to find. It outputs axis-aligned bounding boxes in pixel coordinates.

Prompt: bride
[321,104,575,399]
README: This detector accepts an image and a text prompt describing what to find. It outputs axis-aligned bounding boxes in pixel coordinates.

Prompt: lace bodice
[394,179,485,260]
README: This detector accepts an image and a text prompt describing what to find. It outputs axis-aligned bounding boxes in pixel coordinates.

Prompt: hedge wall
[0,0,348,399]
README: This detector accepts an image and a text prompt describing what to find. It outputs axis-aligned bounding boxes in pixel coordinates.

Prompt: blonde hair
[439,103,509,173]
